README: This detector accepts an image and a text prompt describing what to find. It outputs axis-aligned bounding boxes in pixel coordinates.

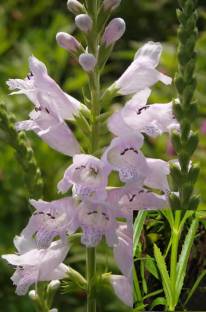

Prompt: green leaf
[175,218,199,303]
[184,269,206,306]
[133,211,147,256]
[145,255,160,280]
[153,244,173,307]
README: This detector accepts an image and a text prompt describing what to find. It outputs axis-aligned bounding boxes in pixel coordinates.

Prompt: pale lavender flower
[22,197,79,248]
[67,0,84,14]
[75,14,93,33]
[7,56,82,120]
[111,42,172,95]
[108,185,168,222]
[58,154,109,201]
[108,88,179,137]
[110,275,133,307]
[102,18,126,47]
[78,201,119,247]
[7,56,81,155]
[2,236,69,296]
[79,53,97,72]
[103,0,121,11]
[16,110,80,156]
[145,158,170,191]
[113,224,132,280]
[103,134,148,185]
[56,32,82,53]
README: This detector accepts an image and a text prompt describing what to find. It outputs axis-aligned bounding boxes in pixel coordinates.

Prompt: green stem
[87,248,96,312]
[170,210,181,296]
[85,2,101,312]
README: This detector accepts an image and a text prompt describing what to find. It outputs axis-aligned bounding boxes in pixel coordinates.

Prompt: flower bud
[102,18,126,47]
[75,14,93,33]
[79,53,97,72]
[103,0,121,11]
[49,309,58,312]
[67,0,84,14]
[56,32,81,53]
[48,280,61,291]
[29,290,39,301]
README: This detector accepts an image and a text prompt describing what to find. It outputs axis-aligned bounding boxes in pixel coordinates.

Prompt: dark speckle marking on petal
[27,72,34,80]
[45,107,50,114]
[137,105,150,115]
[120,147,138,156]
[129,194,136,202]
[138,190,144,194]
[90,167,98,175]
[102,212,110,221]
[35,107,42,112]
[46,213,55,219]
[87,211,98,216]
[75,165,86,170]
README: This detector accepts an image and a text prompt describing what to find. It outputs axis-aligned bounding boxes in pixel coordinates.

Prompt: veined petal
[104,135,148,184]
[58,154,108,201]
[22,197,79,248]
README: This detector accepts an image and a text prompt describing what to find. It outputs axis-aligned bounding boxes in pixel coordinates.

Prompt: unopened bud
[103,0,121,11]
[67,0,84,14]
[56,32,81,52]
[48,280,61,291]
[79,53,97,72]
[29,290,39,301]
[102,18,126,47]
[49,309,58,312]
[75,14,93,33]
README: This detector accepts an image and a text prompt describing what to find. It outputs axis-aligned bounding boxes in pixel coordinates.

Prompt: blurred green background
[0,0,206,311]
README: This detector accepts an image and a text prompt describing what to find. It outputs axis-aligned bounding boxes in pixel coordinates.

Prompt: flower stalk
[170,0,199,210]
[85,1,102,311]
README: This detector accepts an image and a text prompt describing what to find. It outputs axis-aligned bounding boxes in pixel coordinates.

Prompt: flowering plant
[0,0,201,311]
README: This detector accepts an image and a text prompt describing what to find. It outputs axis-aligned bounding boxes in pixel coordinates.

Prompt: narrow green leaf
[145,256,160,280]
[184,269,206,306]
[153,244,173,307]
[161,209,174,229]
[175,218,199,302]
[133,211,147,256]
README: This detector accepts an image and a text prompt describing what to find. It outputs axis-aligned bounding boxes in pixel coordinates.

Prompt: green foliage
[0,101,43,198]
[172,0,200,210]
